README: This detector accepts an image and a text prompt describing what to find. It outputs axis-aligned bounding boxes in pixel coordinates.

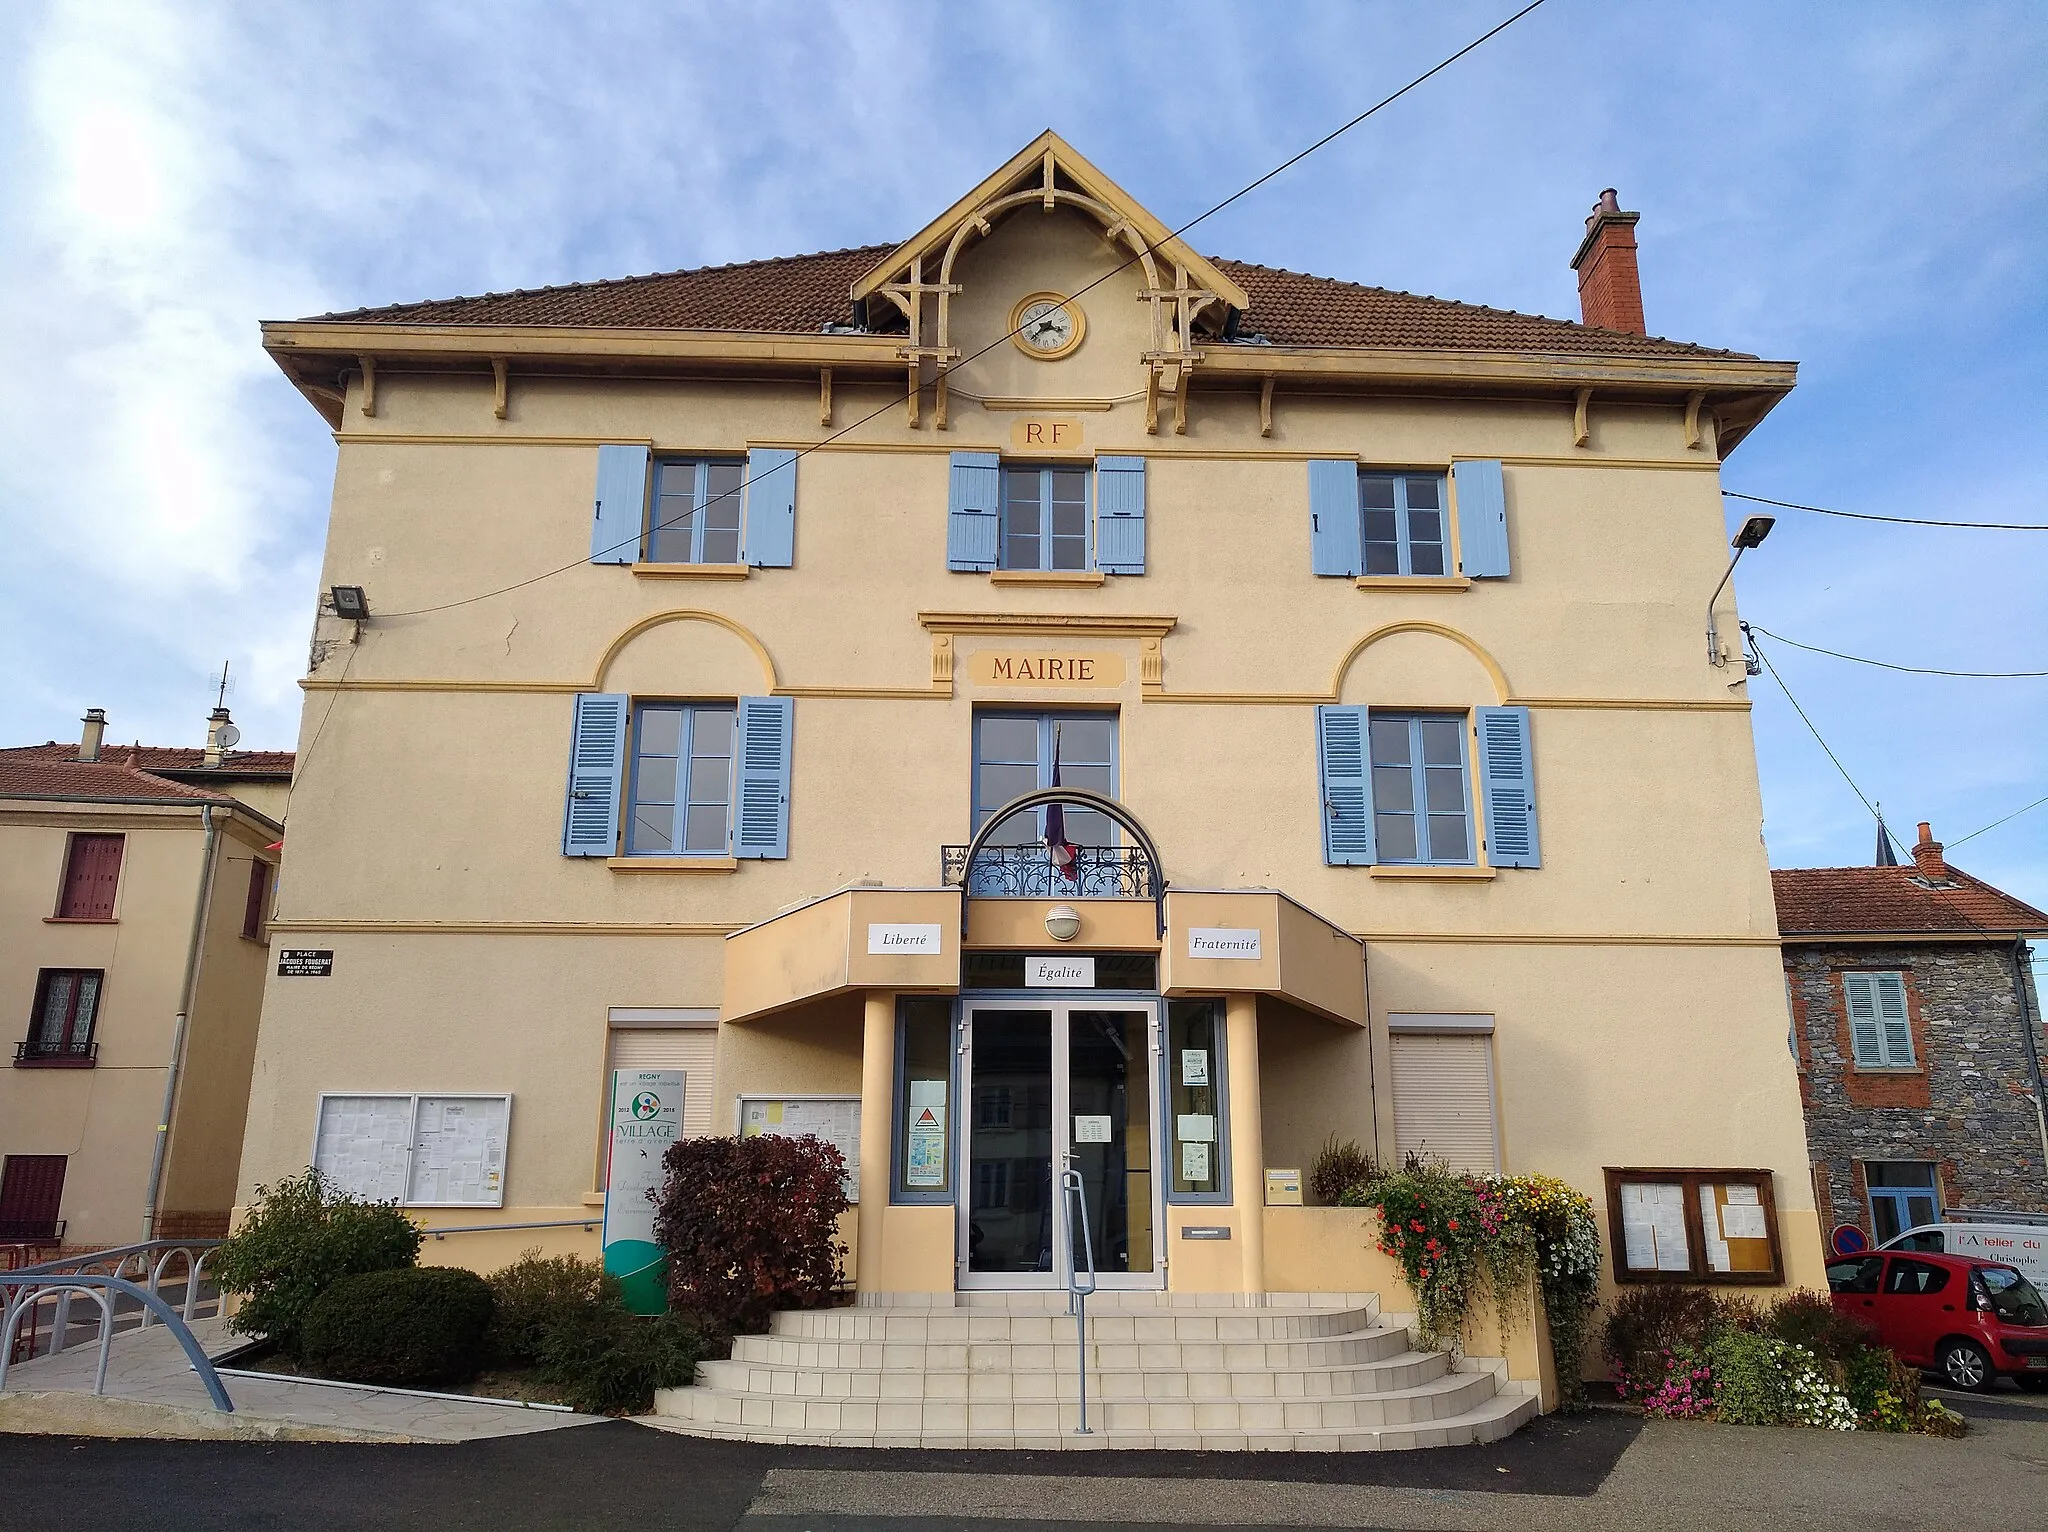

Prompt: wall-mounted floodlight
[331,585,370,621]
[1706,517,1774,665]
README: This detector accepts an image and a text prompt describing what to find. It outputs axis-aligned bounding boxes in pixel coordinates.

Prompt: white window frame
[311,1092,512,1208]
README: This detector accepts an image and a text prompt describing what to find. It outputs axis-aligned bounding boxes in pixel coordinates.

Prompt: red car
[1828,1248,2048,1392]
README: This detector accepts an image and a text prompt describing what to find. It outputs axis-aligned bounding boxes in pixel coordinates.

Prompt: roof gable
[849,132,1250,317]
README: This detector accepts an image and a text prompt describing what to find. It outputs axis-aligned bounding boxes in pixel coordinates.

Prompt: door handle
[1861,1299,1875,1307]
[1942,1304,1955,1312]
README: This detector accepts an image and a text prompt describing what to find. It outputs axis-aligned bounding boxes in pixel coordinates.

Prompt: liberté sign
[967,650,1125,687]
[867,923,944,955]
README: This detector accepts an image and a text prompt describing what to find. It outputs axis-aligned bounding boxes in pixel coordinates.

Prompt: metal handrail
[0,1273,234,1412]
[7,1238,224,1360]
[425,1218,600,1239]
[1060,1163,1096,1436]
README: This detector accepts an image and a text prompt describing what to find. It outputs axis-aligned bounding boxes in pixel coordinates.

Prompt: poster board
[312,1093,511,1208]
[738,1094,861,1202]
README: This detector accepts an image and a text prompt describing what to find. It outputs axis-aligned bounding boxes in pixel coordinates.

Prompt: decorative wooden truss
[851,133,1248,434]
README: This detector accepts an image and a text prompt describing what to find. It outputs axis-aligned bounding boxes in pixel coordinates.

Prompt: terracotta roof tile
[308,246,1751,360]
[1772,865,2048,939]
[1,743,295,776]
[0,756,230,804]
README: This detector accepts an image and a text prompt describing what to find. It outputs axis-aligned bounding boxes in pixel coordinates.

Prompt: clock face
[1010,293,1085,359]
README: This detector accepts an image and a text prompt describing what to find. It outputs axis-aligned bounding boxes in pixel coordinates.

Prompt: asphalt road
[0,1412,1636,1532]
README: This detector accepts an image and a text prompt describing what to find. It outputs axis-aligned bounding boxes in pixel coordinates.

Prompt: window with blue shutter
[562,693,629,856]
[1475,706,1540,868]
[1453,459,1510,578]
[947,452,1001,571]
[1000,465,1090,570]
[591,447,650,565]
[1316,706,1375,865]
[732,695,794,859]
[742,448,797,568]
[1095,456,1146,575]
[1844,972,1914,1067]
[647,458,745,564]
[1369,713,1475,865]
[1307,461,1362,577]
[624,704,736,856]
[1361,473,1450,575]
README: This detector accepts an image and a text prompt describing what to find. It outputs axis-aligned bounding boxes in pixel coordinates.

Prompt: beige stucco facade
[1,791,280,1251]
[243,136,1820,1366]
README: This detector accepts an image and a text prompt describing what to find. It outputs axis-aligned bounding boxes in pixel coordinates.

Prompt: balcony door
[969,712,1120,896]
[957,1001,1161,1291]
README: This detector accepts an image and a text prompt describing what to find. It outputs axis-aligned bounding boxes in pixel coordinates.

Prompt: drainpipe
[2013,939,2048,1184]
[143,804,221,1240]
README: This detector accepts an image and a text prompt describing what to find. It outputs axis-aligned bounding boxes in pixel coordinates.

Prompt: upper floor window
[1361,473,1448,576]
[1370,713,1473,865]
[1843,972,1915,1068]
[24,969,102,1064]
[973,712,1117,846]
[627,704,736,856]
[56,833,122,921]
[1002,465,1090,571]
[648,458,746,565]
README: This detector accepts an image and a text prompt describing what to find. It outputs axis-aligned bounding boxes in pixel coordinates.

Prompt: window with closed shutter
[58,834,123,920]
[1843,972,1914,1067]
[1390,1033,1499,1174]
[606,1028,717,1139]
[0,1154,67,1240]
[243,859,272,939]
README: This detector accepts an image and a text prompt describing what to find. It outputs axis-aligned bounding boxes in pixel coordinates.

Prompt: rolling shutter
[607,1029,717,1138]
[1316,705,1376,865]
[561,694,629,857]
[1453,459,1510,578]
[946,451,1000,571]
[1095,455,1146,575]
[732,695,793,860]
[1307,460,1361,576]
[1391,1033,1500,1174]
[591,445,650,565]
[742,448,797,568]
[1476,707,1541,868]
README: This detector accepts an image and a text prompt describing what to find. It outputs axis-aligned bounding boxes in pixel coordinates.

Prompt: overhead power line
[1747,631,1910,857]
[1724,489,2048,532]
[379,0,1553,620]
[1949,794,2048,851]
[1743,624,2048,680]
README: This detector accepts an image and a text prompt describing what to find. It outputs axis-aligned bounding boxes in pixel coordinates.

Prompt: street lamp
[1706,515,1773,666]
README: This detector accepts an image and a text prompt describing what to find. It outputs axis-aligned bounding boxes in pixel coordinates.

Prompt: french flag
[1045,726,1078,882]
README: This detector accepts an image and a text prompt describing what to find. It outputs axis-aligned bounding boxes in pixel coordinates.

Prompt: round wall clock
[1009,292,1086,360]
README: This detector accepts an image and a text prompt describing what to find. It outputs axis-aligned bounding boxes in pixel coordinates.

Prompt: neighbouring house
[0,710,290,1258]
[240,133,1818,1439]
[1776,821,2048,1245]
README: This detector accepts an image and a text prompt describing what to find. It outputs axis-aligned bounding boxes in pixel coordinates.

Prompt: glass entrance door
[959,1002,1161,1290]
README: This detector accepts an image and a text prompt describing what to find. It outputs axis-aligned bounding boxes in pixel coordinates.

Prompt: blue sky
[2,0,2043,908]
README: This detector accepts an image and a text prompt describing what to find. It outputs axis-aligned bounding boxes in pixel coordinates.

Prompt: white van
[1881,1221,2048,1290]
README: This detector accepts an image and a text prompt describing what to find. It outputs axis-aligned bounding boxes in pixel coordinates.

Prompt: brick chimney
[1570,189,1645,335]
[78,708,107,763]
[1912,821,1948,883]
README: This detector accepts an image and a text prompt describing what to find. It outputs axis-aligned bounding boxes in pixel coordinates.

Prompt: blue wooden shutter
[1454,459,1510,578]
[591,446,650,566]
[1307,461,1361,577]
[562,693,629,856]
[1873,973,1914,1066]
[947,451,1000,571]
[1095,455,1146,575]
[1475,707,1540,868]
[742,448,797,568]
[732,695,793,859]
[1316,705,1376,865]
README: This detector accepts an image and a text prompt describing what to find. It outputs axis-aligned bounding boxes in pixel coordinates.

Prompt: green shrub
[1915,1398,1968,1437]
[1603,1284,1747,1394]
[1844,1344,1921,1430]
[486,1250,618,1367]
[1706,1330,1856,1429]
[534,1305,714,1415]
[213,1169,422,1356]
[1308,1135,1378,1205]
[301,1266,495,1388]
[1760,1289,1874,1371]
[652,1134,849,1333]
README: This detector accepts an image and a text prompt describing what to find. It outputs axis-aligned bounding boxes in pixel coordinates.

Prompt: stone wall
[1787,941,2048,1234]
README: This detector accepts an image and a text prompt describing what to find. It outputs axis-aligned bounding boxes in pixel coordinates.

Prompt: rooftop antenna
[212,662,235,710]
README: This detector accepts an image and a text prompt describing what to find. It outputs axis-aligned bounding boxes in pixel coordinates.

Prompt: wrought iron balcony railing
[941,844,1159,900]
[14,1040,97,1067]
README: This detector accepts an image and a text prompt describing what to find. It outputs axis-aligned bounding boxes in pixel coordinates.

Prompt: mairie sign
[967,650,1125,687]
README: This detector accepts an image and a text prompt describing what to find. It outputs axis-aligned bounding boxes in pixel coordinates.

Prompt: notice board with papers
[313,1093,512,1208]
[738,1095,861,1202]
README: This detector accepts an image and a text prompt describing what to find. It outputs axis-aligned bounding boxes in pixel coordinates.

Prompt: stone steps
[648,1291,1538,1452]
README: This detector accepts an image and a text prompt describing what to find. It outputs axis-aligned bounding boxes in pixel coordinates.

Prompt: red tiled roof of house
[0,755,232,804]
[308,246,1753,361]
[0,742,295,776]
[1772,865,2048,939]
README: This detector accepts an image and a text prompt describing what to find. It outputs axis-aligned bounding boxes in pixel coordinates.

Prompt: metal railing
[424,1218,600,1241]
[1,1239,234,1414]
[1060,1162,1097,1436]
[942,843,1158,900]
[3,1239,223,1363]
[14,1039,97,1066]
